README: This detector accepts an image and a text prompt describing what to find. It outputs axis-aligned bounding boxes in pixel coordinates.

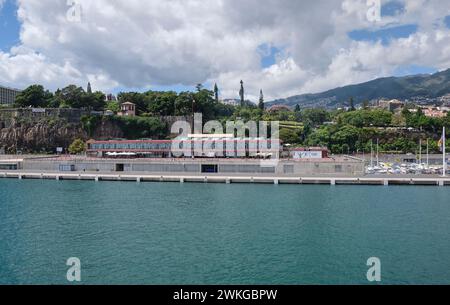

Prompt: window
[284,165,294,174]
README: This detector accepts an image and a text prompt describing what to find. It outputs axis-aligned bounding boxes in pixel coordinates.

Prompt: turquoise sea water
[0,179,449,285]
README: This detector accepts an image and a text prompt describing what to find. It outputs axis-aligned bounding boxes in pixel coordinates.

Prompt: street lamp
[191,94,196,132]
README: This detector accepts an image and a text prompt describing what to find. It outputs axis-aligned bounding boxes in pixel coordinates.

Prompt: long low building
[87,137,281,159]
[19,156,365,176]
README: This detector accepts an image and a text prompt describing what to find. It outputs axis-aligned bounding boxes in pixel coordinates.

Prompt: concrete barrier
[1,171,450,187]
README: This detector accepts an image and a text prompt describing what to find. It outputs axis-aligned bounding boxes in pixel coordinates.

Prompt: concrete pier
[1,171,449,187]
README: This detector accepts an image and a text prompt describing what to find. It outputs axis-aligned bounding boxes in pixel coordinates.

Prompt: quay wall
[21,158,365,176]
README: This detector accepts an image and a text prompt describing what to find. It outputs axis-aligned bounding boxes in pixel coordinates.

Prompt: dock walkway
[1,171,450,186]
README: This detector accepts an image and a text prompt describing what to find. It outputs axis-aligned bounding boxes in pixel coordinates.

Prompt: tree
[84,91,106,111]
[118,92,149,115]
[337,109,393,128]
[321,125,361,154]
[87,82,92,94]
[214,83,219,103]
[111,116,168,139]
[302,108,330,126]
[280,128,301,144]
[349,97,356,111]
[362,100,369,109]
[105,101,120,113]
[57,85,87,108]
[258,89,265,111]
[68,139,86,155]
[401,107,411,118]
[294,104,301,112]
[147,91,177,116]
[239,80,245,107]
[174,92,194,116]
[196,84,204,92]
[15,85,53,108]
[193,89,216,120]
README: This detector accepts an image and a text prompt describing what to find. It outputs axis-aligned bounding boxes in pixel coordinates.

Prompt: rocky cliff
[0,118,123,154]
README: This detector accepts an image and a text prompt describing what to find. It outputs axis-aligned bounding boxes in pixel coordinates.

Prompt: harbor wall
[21,158,365,176]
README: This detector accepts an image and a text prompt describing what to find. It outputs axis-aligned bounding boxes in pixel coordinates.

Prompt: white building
[0,85,21,105]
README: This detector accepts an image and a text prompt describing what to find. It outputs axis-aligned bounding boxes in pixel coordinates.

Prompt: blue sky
[381,0,406,17]
[258,44,284,69]
[445,15,450,29]
[0,1,449,100]
[348,24,418,46]
[0,0,20,52]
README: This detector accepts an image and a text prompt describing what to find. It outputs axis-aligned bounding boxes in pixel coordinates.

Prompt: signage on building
[293,151,323,159]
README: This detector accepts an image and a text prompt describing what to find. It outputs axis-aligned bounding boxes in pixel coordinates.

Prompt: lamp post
[191,94,196,132]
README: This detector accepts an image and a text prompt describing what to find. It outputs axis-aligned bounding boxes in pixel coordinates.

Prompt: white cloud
[0,0,449,100]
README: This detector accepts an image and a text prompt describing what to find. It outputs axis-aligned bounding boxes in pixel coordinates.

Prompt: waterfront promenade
[1,170,449,186]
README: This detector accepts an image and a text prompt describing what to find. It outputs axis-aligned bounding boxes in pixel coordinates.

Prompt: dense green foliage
[15,84,105,110]
[12,83,450,154]
[305,110,450,154]
[109,116,168,140]
[15,85,53,108]
[68,139,86,155]
[117,89,235,120]
[81,115,102,137]
[337,109,393,127]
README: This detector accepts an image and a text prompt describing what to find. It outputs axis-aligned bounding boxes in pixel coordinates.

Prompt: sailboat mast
[376,138,379,167]
[419,139,422,165]
[370,141,373,167]
[444,127,447,177]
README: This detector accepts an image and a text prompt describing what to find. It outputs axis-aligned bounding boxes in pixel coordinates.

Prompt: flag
[438,136,444,152]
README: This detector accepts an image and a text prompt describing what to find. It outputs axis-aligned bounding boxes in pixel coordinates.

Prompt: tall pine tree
[258,89,265,111]
[214,83,219,103]
[349,97,355,111]
[239,80,245,107]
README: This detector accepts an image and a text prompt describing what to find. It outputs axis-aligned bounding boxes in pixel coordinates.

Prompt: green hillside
[268,68,450,109]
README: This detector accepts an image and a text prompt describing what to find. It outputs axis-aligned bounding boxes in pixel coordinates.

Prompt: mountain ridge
[267,68,450,109]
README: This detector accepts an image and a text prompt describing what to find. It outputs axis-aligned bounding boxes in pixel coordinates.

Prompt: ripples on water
[0,179,449,284]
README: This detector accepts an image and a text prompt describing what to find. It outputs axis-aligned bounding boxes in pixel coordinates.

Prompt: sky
[0,0,450,102]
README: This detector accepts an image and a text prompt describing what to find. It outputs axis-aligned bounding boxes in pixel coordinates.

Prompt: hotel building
[0,85,21,105]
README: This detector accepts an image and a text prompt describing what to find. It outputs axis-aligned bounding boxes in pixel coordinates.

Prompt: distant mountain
[267,68,450,109]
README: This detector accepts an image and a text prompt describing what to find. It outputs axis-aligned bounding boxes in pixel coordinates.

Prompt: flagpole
[444,127,447,178]
[419,139,422,165]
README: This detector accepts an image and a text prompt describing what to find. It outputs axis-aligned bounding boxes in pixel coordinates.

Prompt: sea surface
[0,179,449,284]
